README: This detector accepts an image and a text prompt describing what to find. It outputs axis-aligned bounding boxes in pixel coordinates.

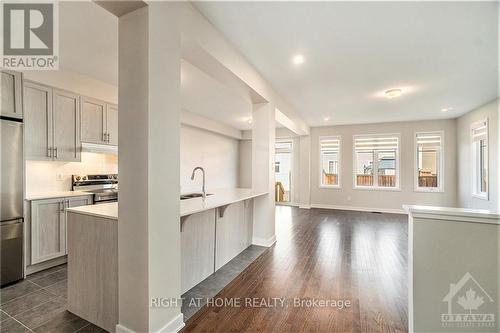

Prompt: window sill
[353,186,401,192]
[414,187,444,193]
[319,185,341,189]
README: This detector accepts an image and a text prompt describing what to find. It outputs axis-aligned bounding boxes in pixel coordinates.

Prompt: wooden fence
[356,175,396,187]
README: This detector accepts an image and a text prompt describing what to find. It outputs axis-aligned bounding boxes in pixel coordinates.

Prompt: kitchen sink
[180,193,213,200]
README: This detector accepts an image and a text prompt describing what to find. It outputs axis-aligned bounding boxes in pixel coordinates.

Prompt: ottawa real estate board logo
[441,272,496,329]
[2,1,58,70]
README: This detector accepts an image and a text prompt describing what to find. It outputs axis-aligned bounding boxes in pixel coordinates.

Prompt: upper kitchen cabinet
[81,97,117,146]
[106,104,118,146]
[0,70,23,119]
[53,89,81,161]
[24,81,53,161]
[24,81,81,161]
[81,97,106,144]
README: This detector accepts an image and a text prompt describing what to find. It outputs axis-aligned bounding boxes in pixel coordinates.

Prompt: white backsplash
[26,152,118,193]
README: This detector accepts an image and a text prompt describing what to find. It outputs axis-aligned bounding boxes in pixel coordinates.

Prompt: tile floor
[0,264,105,333]
[0,245,267,332]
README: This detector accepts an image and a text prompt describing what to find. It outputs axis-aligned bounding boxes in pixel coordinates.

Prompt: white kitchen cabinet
[53,89,81,161]
[106,104,118,146]
[181,209,216,293]
[25,82,82,161]
[81,97,118,146]
[1,70,23,119]
[24,81,53,160]
[81,97,106,144]
[30,195,92,265]
[215,200,252,270]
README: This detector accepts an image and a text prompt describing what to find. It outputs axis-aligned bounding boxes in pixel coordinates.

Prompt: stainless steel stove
[72,174,118,203]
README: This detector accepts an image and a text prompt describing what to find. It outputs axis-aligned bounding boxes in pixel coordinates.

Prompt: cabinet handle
[47,147,52,158]
[54,147,58,159]
[60,201,64,212]
[107,133,110,142]
[103,132,107,142]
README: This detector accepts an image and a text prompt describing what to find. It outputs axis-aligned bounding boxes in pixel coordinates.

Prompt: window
[415,131,443,192]
[471,120,488,199]
[320,136,341,187]
[353,134,400,189]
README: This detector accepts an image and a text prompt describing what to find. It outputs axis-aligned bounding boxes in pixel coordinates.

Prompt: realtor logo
[1,1,58,69]
[441,272,495,328]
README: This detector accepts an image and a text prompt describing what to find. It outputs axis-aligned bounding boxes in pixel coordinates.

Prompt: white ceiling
[59,2,253,131]
[194,1,499,126]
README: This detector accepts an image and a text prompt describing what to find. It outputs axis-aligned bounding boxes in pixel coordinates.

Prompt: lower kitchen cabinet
[30,195,92,265]
[180,199,254,293]
[181,209,216,293]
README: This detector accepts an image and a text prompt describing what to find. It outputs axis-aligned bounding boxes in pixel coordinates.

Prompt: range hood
[81,142,118,155]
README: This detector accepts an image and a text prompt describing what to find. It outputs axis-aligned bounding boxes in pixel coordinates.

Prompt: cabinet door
[24,81,53,160]
[81,97,106,144]
[53,89,81,161]
[215,201,247,270]
[63,196,92,254]
[181,209,216,293]
[106,104,118,146]
[1,70,22,119]
[31,199,65,264]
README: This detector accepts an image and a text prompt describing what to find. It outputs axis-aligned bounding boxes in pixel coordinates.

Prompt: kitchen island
[66,188,267,332]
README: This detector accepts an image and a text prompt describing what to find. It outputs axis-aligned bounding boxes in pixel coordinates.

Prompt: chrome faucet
[190,167,206,199]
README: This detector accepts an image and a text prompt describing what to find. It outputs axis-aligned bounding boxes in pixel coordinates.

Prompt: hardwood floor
[182,206,408,333]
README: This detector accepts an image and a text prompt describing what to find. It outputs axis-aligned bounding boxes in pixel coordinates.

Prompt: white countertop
[67,202,118,220]
[403,205,500,225]
[26,191,93,201]
[66,188,268,221]
[180,188,267,217]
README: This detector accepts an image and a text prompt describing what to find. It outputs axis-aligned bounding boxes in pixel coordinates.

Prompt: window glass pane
[355,151,373,186]
[377,150,396,187]
[416,133,441,189]
[480,139,488,193]
[320,137,340,186]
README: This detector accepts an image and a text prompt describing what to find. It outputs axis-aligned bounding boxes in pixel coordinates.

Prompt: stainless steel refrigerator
[1,116,24,286]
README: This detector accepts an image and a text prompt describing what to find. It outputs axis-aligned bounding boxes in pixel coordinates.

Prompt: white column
[118,3,182,332]
[299,135,311,208]
[251,103,276,247]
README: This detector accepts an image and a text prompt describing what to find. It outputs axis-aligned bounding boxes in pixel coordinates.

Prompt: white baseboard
[116,313,184,333]
[252,234,276,247]
[298,204,311,209]
[310,203,406,215]
[157,313,185,333]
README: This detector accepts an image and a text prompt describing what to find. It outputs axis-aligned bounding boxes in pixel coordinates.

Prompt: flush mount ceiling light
[441,107,452,112]
[292,54,305,65]
[323,117,330,121]
[385,88,403,99]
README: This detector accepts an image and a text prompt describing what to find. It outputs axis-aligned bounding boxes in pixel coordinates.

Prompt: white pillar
[299,135,311,208]
[251,103,276,246]
[118,3,182,332]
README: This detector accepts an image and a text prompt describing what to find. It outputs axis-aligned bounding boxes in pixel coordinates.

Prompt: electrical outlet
[56,173,64,181]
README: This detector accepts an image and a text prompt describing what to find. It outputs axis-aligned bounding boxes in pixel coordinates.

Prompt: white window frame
[471,119,489,200]
[319,136,341,189]
[414,130,444,193]
[352,133,401,191]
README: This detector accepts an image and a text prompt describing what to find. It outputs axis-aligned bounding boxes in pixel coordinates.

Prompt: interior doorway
[275,140,293,204]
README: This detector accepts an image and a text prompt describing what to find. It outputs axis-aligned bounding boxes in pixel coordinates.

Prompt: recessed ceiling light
[441,107,452,112]
[247,118,253,125]
[292,54,305,65]
[323,117,330,121]
[385,88,403,99]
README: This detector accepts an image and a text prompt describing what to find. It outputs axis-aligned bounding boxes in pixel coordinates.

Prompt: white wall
[310,119,458,212]
[180,125,240,193]
[25,153,118,193]
[457,99,499,211]
[239,140,252,188]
